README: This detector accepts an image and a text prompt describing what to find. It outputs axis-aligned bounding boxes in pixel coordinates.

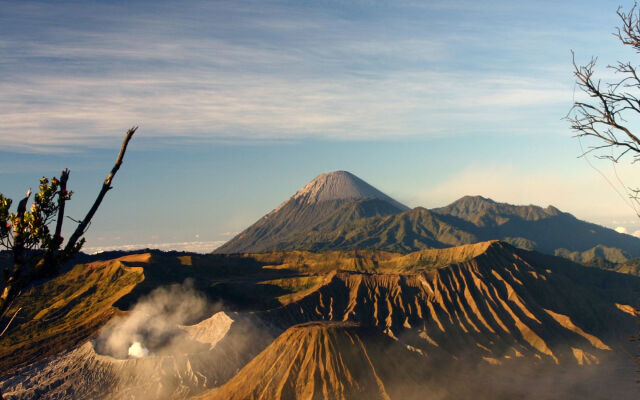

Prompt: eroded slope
[0,256,145,373]
[263,242,639,366]
[199,322,438,400]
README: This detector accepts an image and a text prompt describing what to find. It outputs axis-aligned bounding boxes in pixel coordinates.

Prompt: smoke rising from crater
[95,279,210,359]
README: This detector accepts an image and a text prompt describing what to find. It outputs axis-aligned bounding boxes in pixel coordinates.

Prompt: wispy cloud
[0,69,571,151]
[0,0,577,152]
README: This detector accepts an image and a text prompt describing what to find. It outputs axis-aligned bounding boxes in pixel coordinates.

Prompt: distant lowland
[1,171,639,399]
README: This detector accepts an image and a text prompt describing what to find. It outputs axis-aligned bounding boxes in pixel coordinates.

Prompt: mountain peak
[214,171,408,254]
[432,195,572,231]
[290,171,408,210]
[454,195,496,206]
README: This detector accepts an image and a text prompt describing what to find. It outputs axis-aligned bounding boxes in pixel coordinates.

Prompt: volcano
[215,171,408,254]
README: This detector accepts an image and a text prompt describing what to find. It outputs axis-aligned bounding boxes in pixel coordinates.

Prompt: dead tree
[569,4,640,213]
[0,127,137,334]
[569,4,640,377]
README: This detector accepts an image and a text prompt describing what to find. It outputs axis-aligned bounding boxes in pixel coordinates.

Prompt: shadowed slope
[274,207,477,252]
[554,245,630,268]
[433,195,640,257]
[263,196,640,267]
[432,195,562,225]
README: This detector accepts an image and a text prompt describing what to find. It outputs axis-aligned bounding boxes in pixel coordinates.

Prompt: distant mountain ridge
[431,195,640,257]
[432,195,563,226]
[215,172,640,264]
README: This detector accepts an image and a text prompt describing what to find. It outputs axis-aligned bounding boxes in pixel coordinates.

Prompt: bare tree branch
[0,127,137,335]
[0,307,21,338]
[54,169,69,241]
[569,5,640,217]
[571,4,640,374]
[64,126,137,254]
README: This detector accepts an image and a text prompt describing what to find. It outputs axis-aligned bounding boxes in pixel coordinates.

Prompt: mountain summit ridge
[286,170,408,209]
[432,195,564,225]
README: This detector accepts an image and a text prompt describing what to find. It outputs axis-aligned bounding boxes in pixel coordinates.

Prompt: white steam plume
[95,279,209,359]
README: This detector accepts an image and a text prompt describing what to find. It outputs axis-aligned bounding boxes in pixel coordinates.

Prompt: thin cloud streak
[1,70,571,151]
[0,1,577,152]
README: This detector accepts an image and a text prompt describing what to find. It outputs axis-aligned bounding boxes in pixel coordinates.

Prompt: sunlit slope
[3,242,637,374]
[197,242,640,400]
[263,242,639,365]
[199,322,437,400]
[0,249,299,374]
[200,241,640,400]
[246,241,492,274]
[0,256,145,373]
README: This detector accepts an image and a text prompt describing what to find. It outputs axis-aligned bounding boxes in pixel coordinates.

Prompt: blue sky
[2,0,640,252]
